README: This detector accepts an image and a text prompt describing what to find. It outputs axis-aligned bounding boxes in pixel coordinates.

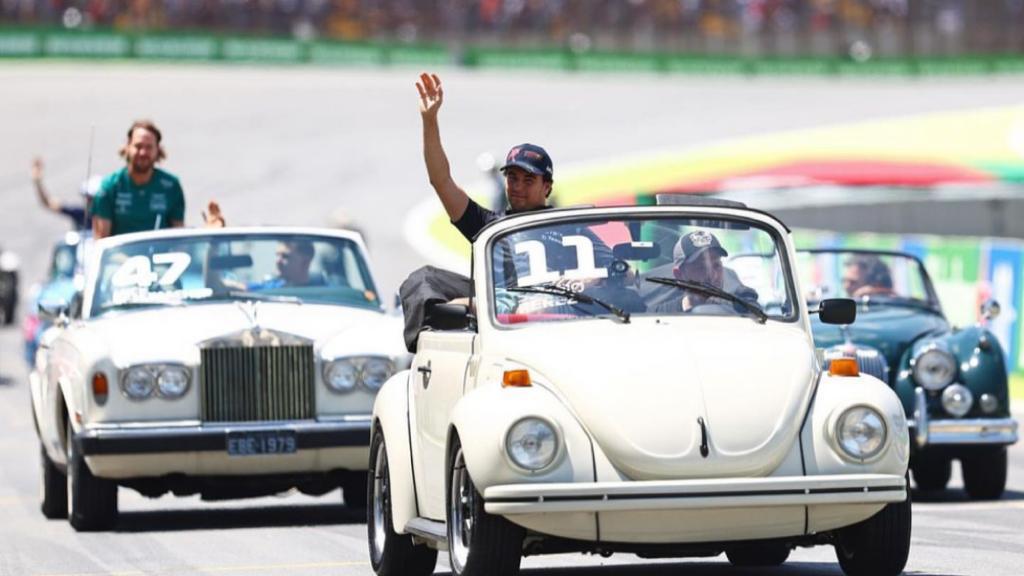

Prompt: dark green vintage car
[799,249,1018,500]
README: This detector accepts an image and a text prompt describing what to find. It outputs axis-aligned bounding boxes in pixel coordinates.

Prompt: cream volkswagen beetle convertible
[32,227,407,531]
[369,199,912,576]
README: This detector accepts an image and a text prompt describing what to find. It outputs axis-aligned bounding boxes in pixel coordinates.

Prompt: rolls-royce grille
[201,345,315,422]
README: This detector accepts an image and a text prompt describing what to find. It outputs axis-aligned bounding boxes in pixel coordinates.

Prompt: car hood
[494,318,816,480]
[810,305,949,375]
[84,302,402,366]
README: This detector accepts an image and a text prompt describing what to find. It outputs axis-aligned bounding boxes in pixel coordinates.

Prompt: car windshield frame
[482,211,801,328]
[85,231,382,319]
[798,248,943,313]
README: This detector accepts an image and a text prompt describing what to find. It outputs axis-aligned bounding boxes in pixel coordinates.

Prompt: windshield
[90,233,380,317]
[797,250,938,308]
[489,214,795,325]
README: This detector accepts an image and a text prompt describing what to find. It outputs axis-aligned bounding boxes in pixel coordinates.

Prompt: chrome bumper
[911,387,1018,447]
[483,474,906,515]
[76,418,371,456]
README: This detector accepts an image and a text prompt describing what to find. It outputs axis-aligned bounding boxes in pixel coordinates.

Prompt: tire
[726,541,791,567]
[835,495,911,576]
[66,420,118,531]
[367,429,437,576]
[962,448,1007,501]
[342,473,369,510]
[447,438,524,576]
[39,443,67,519]
[911,453,951,492]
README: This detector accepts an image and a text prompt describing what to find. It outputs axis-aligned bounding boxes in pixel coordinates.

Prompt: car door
[410,330,476,520]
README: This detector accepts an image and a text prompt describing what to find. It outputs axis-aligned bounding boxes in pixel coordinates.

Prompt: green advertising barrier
[1,26,1022,76]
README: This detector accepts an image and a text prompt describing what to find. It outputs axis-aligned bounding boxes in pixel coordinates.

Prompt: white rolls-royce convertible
[31,227,407,531]
[369,198,912,576]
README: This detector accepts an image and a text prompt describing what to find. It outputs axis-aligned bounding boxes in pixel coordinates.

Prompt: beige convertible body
[370,201,912,576]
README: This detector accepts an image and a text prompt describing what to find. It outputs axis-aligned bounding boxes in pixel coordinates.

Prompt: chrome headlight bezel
[322,356,396,394]
[504,416,561,472]
[833,405,889,462]
[121,364,192,401]
[911,344,957,391]
[941,383,974,418]
[323,359,359,393]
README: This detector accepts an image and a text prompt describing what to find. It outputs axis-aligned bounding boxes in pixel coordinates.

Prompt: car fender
[450,382,595,493]
[802,372,910,476]
[372,369,418,533]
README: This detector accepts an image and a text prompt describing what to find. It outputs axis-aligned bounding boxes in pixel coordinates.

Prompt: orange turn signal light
[829,358,860,377]
[92,372,109,401]
[502,369,532,388]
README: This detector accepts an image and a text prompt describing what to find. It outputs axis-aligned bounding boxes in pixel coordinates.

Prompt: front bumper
[76,418,371,456]
[483,473,906,515]
[911,386,1018,447]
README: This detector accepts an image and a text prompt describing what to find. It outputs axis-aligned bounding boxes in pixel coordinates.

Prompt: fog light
[505,418,558,471]
[941,384,974,418]
[979,393,999,414]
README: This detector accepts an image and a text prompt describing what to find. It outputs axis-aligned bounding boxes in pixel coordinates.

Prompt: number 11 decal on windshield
[513,235,608,287]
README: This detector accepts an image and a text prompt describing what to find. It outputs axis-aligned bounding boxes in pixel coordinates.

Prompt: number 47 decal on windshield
[514,235,608,287]
[111,252,191,288]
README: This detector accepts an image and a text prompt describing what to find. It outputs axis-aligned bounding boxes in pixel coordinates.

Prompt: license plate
[226,431,297,456]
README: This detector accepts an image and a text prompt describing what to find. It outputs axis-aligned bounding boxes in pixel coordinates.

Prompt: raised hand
[416,72,443,118]
[31,157,43,182]
[203,200,226,228]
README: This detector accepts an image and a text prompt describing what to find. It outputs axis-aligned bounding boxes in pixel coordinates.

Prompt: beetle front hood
[494,318,816,480]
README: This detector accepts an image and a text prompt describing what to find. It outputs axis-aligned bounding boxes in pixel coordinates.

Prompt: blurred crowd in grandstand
[2,0,1022,56]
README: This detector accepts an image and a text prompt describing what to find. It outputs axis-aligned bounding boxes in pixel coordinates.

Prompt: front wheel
[911,453,951,491]
[342,473,368,510]
[39,443,67,519]
[367,429,437,576]
[447,438,524,576]
[962,448,1007,500]
[834,496,911,576]
[66,420,118,531]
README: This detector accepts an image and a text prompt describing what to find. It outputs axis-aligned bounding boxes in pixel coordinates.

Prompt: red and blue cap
[500,143,553,181]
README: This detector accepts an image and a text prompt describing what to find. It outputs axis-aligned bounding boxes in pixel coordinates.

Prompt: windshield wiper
[646,277,768,324]
[228,291,303,305]
[507,283,630,323]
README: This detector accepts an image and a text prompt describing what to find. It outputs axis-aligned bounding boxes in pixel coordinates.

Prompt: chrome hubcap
[449,448,473,571]
[371,443,388,561]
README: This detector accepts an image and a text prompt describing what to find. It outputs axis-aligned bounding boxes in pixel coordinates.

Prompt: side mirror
[818,298,856,325]
[424,302,471,331]
[980,299,1001,322]
[38,298,70,323]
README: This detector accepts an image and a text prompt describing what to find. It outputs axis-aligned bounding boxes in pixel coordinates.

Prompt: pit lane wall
[2,27,1024,75]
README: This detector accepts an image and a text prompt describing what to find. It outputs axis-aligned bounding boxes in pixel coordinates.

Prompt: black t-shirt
[453,199,553,242]
[59,205,91,230]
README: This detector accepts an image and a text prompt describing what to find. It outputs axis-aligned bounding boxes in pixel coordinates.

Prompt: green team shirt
[92,167,185,236]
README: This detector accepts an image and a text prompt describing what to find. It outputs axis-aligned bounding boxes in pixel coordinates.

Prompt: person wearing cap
[30,157,98,231]
[92,119,185,239]
[654,230,757,313]
[416,73,554,242]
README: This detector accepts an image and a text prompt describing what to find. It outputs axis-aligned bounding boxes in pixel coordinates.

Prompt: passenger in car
[842,254,896,299]
[650,230,758,313]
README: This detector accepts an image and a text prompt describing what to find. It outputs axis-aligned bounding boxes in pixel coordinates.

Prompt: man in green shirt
[92,120,185,239]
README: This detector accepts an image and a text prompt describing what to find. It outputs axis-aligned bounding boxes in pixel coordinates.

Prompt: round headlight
[122,367,155,400]
[941,384,974,418]
[912,348,957,391]
[979,393,999,414]
[324,360,358,393]
[835,406,887,461]
[361,358,394,391]
[506,418,558,471]
[157,366,190,398]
